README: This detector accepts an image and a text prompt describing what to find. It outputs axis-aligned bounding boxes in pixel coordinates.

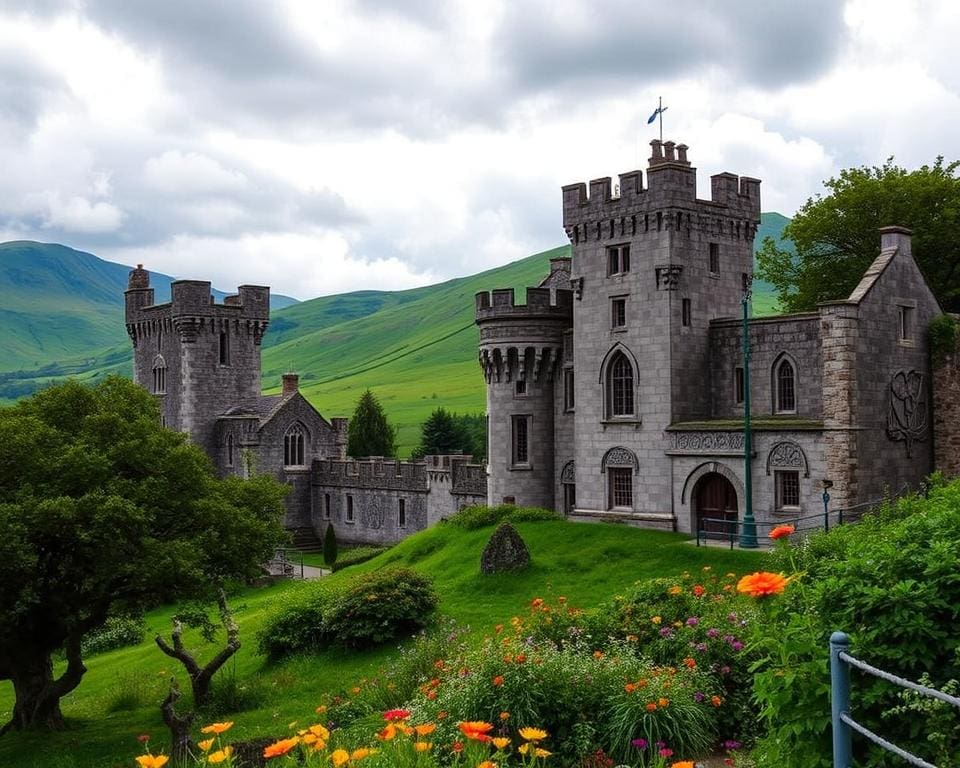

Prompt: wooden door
[695,473,738,535]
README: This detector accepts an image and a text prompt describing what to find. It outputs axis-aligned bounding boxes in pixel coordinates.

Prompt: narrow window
[608,467,633,509]
[735,367,745,405]
[898,306,914,342]
[709,243,720,274]
[226,434,234,467]
[152,355,167,394]
[564,483,576,514]
[682,298,692,327]
[512,415,530,465]
[324,493,331,520]
[219,331,230,366]
[607,244,630,276]
[776,359,796,413]
[346,495,354,522]
[515,379,527,396]
[607,352,635,418]
[398,498,406,528]
[564,369,575,411]
[284,424,306,467]
[611,297,627,328]
[776,471,801,510]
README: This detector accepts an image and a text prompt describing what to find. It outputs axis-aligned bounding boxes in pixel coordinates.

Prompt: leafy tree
[757,157,960,312]
[346,389,396,458]
[0,377,288,733]
[323,523,338,567]
[414,408,486,460]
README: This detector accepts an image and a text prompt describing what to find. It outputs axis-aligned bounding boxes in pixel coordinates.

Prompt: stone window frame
[218,329,231,367]
[774,470,801,513]
[681,298,692,328]
[152,354,167,395]
[398,498,407,528]
[608,467,633,510]
[283,422,308,468]
[708,242,720,276]
[772,352,798,415]
[611,295,627,331]
[607,243,631,276]
[896,298,917,347]
[600,344,640,423]
[514,379,527,397]
[345,494,355,523]
[511,414,532,469]
[563,368,575,412]
[324,493,331,520]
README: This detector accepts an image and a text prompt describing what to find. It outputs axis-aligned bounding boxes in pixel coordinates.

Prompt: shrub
[331,545,387,572]
[256,580,341,660]
[81,614,145,656]
[324,568,439,648]
[324,523,338,567]
[447,503,561,530]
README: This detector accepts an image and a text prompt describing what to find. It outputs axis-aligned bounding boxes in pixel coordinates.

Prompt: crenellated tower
[475,284,573,508]
[125,266,270,457]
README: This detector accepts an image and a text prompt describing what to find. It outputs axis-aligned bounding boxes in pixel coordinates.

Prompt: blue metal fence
[830,631,960,767]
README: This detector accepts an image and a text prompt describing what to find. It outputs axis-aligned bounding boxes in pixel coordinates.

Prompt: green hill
[0,215,789,452]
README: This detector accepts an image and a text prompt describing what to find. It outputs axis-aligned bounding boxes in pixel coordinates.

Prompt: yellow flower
[414,741,432,752]
[331,749,350,767]
[263,737,299,758]
[518,727,548,742]
[197,739,215,752]
[651,616,662,624]
[207,747,233,764]
[414,723,436,736]
[668,585,682,595]
[201,722,234,735]
[478,762,498,768]
[351,747,376,760]
[309,724,330,740]
[377,723,397,741]
[135,756,169,768]
[492,736,511,750]
[535,747,552,757]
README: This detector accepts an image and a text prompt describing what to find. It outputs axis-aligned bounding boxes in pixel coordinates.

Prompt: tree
[323,523,338,568]
[414,408,486,460]
[757,157,960,312]
[347,389,396,457]
[0,377,288,733]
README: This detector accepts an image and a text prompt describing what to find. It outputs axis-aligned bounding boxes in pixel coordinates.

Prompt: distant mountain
[0,214,789,452]
[0,241,298,373]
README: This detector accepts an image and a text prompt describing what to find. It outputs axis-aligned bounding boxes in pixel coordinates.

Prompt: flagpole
[658,96,663,143]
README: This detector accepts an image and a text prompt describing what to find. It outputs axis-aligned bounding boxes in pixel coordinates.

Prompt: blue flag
[647,105,667,124]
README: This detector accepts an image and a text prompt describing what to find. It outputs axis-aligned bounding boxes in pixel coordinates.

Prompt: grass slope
[0,520,763,768]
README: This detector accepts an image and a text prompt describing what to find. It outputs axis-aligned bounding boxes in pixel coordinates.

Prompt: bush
[324,523,338,567]
[331,545,388,572]
[323,568,439,648]
[202,663,269,715]
[81,614,145,656]
[447,503,561,531]
[258,568,439,658]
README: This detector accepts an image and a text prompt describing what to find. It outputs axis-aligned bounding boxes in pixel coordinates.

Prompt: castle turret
[476,287,573,508]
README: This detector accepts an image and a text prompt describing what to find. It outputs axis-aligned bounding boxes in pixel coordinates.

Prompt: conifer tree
[323,524,338,568]
[347,389,396,457]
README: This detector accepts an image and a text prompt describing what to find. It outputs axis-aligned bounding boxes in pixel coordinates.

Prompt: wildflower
[659,627,673,638]
[136,734,150,744]
[452,741,463,753]
[519,727,548,742]
[712,695,723,707]
[377,724,397,741]
[263,737,299,758]
[625,683,636,693]
[499,711,510,721]
[651,615,662,624]
[706,628,719,638]
[414,741,432,752]
[732,641,744,651]
[737,571,788,598]
[536,748,552,757]
[626,634,638,642]
[769,524,795,540]
[672,762,695,768]
[351,748,375,760]
[695,643,708,652]
[478,762,497,768]
[415,723,436,736]
[660,747,674,758]
[668,586,682,595]
[658,698,670,708]
[694,691,705,703]
[723,740,742,750]
[331,749,351,767]
[492,736,511,749]
[459,721,494,741]
[692,585,705,597]
[631,738,648,749]
[593,650,604,659]
[316,705,328,714]
[683,657,696,668]
[646,702,657,712]
[135,757,169,768]
[495,624,504,634]
[207,747,233,764]
[493,675,504,686]
[198,739,215,752]
[384,708,411,721]
[531,597,544,608]
[201,722,234,735]
[515,653,527,663]
[685,617,699,627]
[310,724,330,740]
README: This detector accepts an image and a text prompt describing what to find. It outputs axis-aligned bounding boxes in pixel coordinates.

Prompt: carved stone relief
[669,432,744,454]
[561,460,575,484]
[765,440,808,477]
[887,370,928,457]
[655,264,682,291]
[601,446,638,472]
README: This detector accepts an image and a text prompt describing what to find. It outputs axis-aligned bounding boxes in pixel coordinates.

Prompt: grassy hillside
[0,519,763,768]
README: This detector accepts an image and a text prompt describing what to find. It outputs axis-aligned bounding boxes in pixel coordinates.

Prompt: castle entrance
[693,473,738,536]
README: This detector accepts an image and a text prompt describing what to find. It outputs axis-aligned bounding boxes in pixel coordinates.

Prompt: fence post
[830,631,852,768]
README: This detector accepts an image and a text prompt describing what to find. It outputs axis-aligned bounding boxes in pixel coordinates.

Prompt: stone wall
[933,316,960,476]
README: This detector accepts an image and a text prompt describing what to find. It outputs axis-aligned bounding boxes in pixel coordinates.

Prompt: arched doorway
[694,473,738,535]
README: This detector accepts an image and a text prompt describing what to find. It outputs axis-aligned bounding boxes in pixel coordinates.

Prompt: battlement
[312,457,429,491]
[475,287,574,322]
[561,140,761,230]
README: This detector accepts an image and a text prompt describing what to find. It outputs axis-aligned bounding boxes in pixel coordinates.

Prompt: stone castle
[124,269,486,546]
[477,139,943,533]
[127,137,952,544]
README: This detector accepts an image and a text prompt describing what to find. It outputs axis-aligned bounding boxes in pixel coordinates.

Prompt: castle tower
[125,268,270,457]
[557,140,760,522]
[475,286,573,508]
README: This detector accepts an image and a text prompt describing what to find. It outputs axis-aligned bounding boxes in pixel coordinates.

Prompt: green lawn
[0,520,764,768]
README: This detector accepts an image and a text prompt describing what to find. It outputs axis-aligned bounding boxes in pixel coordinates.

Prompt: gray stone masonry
[933,314,960,476]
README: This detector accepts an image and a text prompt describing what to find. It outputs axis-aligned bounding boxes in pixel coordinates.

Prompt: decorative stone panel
[886,370,928,457]
[600,446,639,472]
[765,440,809,477]
[667,431,744,456]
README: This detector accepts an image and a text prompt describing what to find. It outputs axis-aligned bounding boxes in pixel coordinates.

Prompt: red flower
[769,524,796,540]
[383,709,411,721]
[492,675,504,686]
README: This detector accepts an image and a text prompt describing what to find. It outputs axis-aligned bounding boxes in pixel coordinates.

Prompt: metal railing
[266,547,305,579]
[830,632,960,767]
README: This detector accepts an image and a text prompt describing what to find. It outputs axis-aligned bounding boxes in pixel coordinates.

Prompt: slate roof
[218,395,285,422]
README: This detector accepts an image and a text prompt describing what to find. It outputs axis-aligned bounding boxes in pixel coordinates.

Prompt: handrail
[830,632,960,767]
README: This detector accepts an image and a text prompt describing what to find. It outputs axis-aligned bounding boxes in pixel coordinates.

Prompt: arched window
[775,357,796,413]
[152,355,167,394]
[283,423,306,467]
[606,351,635,418]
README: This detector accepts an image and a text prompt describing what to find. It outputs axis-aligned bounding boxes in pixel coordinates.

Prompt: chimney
[649,139,664,165]
[128,263,150,290]
[282,373,299,396]
[879,225,913,256]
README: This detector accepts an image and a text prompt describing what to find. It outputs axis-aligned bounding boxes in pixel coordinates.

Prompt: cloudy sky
[1,0,959,299]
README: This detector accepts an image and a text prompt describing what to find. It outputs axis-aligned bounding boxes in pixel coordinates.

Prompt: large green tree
[757,157,960,312]
[346,389,396,457]
[0,377,288,733]
[414,407,486,460]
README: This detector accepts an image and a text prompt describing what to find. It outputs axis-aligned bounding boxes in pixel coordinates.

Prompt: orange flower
[377,724,397,741]
[309,724,330,740]
[624,683,636,693]
[673,762,696,768]
[135,757,169,768]
[712,695,723,707]
[692,584,705,597]
[458,721,494,741]
[198,739,214,752]
[201,722,234,735]
[331,749,350,767]
[207,747,233,764]
[658,697,670,708]
[452,741,464,753]
[351,748,375,760]
[518,727,548,742]
[492,736,511,749]
[646,702,657,712]
[531,597,544,608]
[667,585,682,595]
[499,711,510,721]
[515,653,527,664]
[769,524,796,540]
[478,762,497,768]
[415,723,437,736]
[263,737,299,758]
[492,675,504,686]
[315,704,328,714]
[737,571,788,598]
[683,657,696,669]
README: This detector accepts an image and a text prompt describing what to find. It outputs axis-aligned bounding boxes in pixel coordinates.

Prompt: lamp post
[822,479,833,531]
[740,289,757,548]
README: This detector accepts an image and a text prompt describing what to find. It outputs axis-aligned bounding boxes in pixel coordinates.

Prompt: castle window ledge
[611,327,627,335]
[509,464,533,472]
[666,418,823,432]
[602,418,641,428]
[283,467,311,474]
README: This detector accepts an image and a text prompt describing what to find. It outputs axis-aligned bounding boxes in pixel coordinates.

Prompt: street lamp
[822,479,833,531]
[740,288,757,549]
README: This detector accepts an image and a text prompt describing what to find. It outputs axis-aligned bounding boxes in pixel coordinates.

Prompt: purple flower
[720,665,731,675]
[631,738,648,750]
[727,612,738,623]
[706,628,720,638]
[659,627,674,638]
[696,643,708,652]
[694,691,706,702]
[655,741,666,749]
[723,740,742,750]
[685,617,699,627]
[723,634,735,644]
[732,641,744,651]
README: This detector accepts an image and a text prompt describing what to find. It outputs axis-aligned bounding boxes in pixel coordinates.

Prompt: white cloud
[41,194,125,233]
[143,151,248,196]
